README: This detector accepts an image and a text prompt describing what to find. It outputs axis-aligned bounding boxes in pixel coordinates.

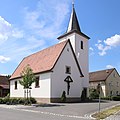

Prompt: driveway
[0,101,120,120]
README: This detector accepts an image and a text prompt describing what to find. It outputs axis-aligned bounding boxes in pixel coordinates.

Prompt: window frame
[81,41,83,49]
[15,81,17,90]
[65,66,71,74]
[35,76,40,88]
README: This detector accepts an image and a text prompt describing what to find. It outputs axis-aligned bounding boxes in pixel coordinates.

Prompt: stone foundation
[35,97,81,103]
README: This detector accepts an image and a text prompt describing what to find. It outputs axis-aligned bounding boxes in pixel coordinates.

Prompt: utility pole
[98,82,101,120]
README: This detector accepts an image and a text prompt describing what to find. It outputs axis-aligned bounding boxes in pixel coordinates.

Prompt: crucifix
[64,76,73,95]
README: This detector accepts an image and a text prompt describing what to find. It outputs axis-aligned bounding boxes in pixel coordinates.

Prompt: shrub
[29,97,37,104]
[0,98,4,104]
[61,91,66,102]
[101,97,111,100]
[112,96,120,101]
[89,88,99,99]
[0,97,37,105]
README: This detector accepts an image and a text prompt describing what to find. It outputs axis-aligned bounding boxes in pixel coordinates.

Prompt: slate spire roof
[57,4,90,40]
[67,3,81,33]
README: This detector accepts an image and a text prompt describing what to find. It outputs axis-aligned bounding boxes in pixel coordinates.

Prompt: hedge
[0,97,37,105]
[112,96,120,101]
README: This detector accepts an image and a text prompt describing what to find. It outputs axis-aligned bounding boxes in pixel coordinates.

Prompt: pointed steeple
[57,2,90,40]
[67,3,81,33]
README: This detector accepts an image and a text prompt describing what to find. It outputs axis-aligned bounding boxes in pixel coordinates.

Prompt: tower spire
[67,1,81,33]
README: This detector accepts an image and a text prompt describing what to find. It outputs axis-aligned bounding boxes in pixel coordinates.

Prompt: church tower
[58,3,90,94]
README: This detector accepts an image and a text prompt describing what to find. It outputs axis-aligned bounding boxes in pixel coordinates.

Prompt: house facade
[89,68,120,97]
[10,4,90,103]
[0,75,9,97]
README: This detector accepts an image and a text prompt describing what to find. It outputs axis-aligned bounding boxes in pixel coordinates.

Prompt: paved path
[0,101,120,120]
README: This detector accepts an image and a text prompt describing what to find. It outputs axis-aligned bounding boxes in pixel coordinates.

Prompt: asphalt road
[0,101,120,120]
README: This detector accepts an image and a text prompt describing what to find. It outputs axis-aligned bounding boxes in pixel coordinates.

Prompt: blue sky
[0,0,120,75]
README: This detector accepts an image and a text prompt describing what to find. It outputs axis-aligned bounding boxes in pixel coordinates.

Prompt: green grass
[92,105,120,119]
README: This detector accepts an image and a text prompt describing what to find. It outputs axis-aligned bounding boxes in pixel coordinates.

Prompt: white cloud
[23,0,70,39]
[89,47,94,56]
[0,16,24,45]
[95,43,111,56]
[96,34,120,56]
[89,47,94,51]
[0,0,71,70]
[104,34,120,47]
[0,56,10,63]
[106,65,114,69]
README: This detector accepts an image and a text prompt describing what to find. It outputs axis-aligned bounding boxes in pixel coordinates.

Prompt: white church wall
[51,42,83,98]
[59,33,89,89]
[31,73,51,98]
[75,33,89,88]
[10,72,51,98]
[10,78,24,97]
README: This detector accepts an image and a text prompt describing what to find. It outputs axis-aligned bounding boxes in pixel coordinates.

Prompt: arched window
[81,41,83,49]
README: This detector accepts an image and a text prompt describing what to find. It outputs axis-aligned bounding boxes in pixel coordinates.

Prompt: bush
[101,97,111,100]
[112,96,120,101]
[0,98,4,104]
[29,97,37,104]
[0,97,37,105]
[61,91,66,102]
[89,88,99,99]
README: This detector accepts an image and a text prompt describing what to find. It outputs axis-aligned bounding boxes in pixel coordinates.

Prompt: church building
[10,4,90,103]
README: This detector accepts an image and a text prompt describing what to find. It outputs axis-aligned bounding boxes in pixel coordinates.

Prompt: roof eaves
[57,30,90,40]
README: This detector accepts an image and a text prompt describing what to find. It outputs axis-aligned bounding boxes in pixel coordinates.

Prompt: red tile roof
[89,68,114,82]
[10,40,68,80]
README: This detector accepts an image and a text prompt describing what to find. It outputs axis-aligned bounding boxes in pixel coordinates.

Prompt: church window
[66,66,71,74]
[15,81,17,90]
[35,76,40,88]
[81,41,83,49]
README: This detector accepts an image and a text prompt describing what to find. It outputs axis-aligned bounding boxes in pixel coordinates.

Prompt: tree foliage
[89,88,99,99]
[19,65,35,89]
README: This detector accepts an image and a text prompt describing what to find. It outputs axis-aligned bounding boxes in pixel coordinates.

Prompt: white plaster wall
[10,72,51,98]
[31,73,51,98]
[75,33,89,88]
[10,78,24,97]
[59,33,89,88]
[51,42,83,98]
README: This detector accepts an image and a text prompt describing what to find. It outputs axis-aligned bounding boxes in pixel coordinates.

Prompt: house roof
[0,75,9,85]
[10,40,68,80]
[0,75,9,89]
[89,68,115,82]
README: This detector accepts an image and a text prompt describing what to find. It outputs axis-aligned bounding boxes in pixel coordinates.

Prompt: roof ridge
[90,68,115,73]
[10,40,68,80]
[24,40,68,59]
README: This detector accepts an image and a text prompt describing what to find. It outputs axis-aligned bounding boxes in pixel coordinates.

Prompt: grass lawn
[92,105,120,119]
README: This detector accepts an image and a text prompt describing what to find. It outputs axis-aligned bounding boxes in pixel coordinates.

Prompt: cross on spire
[72,0,74,8]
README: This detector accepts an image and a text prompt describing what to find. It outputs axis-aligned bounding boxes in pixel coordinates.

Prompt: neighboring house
[0,75,9,97]
[89,68,120,97]
[10,4,90,103]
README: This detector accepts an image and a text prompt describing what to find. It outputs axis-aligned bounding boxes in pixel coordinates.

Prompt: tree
[89,88,99,99]
[19,65,35,101]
